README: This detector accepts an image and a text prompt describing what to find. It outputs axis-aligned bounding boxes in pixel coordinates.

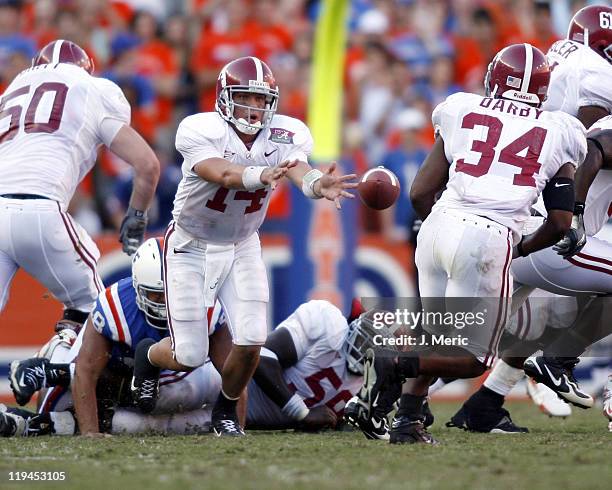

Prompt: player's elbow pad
[542,177,575,213]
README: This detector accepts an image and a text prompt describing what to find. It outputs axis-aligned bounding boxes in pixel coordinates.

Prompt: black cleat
[211,418,245,437]
[130,376,159,414]
[0,404,26,437]
[131,339,160,414]
[344,395,389,440]
[423,400,434,428]
[446,405,528,434]
[9,358,49,406]
[358,348,402,419]
[389,416,439,445]
[524,356,593,409]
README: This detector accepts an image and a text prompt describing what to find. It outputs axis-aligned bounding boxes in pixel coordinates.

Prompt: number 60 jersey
[172,112,313,244]
[0,63,130,210]
[431,92,587,237]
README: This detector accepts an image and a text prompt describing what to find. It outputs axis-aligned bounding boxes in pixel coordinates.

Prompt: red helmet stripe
[51,40,64,64]
[521,43,533,93]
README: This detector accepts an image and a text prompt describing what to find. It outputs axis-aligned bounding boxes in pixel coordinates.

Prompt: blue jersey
[90,277,166,359]
[90,277,225,362]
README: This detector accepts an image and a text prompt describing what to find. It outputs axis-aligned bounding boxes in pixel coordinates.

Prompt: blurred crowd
[0,0,595,241]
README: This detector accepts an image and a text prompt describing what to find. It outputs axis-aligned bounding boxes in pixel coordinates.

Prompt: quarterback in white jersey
[355,44,584,446]
[0,40,159,333]
[138,56,356,437]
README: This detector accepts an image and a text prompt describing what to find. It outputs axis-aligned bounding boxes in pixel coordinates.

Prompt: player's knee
[231,302,267,346]
[173,342,207,369]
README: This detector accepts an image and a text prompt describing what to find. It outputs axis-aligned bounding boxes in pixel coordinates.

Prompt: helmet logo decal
[506,75,522,89]
[269,128,294,144]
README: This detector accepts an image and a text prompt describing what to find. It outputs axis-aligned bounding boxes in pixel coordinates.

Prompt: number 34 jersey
[173,112,313,244]
[0,63,130,210]
[246,300,362,428]
[432,92,587,236]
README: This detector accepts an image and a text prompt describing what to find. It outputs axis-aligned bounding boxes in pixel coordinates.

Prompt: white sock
[428,378,447,395]
[49,411,76,435]
[484,360,524,397]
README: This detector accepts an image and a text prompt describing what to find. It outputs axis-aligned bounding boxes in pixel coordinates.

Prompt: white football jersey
[246,300,362,428]
[532,115,612,235]
[0,63,130,209]
[543,39,612,117]
[173,112,313,243]
[582,115,612,236]
[432,92,586,236]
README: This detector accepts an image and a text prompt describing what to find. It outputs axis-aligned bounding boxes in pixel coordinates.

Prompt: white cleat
[526,378,572,418]
[602,374,612,432]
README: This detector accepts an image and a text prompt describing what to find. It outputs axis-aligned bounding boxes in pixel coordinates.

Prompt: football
[357,166,401,210]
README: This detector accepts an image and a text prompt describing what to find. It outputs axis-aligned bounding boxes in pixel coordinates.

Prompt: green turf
[1,402,610,490]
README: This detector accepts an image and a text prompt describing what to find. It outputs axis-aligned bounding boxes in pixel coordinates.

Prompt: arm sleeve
[90,293,114,342]
[280,301,347,358]
[283,120,314,163]
[558,114,588,168]
[578,68,612,114]
[431,93,466,163]
[92,78,131,147]
[175,115,225,171]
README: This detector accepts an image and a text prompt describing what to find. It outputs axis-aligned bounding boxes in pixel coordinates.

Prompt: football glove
[553,202,586,259]
[119,206,147,256]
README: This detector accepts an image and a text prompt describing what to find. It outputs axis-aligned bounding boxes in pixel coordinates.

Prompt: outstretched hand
[261,160,298,190]
[315,162,358,209]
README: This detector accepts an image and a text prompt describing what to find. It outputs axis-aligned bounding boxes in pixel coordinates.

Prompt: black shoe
[524,356,593,409]
[211,417,245,437]
[389,416,439,445]
[130,376,159,414]
[9,358,49,405]
[0,404,26,437]
[131,339,160,414]
[446,395,528,434]
[358,348,402,419]
[423,400,434,428]
[344,395,389,440]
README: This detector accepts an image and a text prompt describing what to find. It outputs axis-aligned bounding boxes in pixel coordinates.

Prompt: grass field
[1,401,610,490]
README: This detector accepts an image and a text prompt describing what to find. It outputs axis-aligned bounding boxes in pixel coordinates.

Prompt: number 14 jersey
[0,63,130,210]
[432,92,587,236]
[173,112,313,244]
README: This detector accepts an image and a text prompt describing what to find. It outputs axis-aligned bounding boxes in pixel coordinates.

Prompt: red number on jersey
[0,86,30,143]
[206,187,269,214]
[0,83,69,144]
[455,112,547,187]
[290,367,353,417]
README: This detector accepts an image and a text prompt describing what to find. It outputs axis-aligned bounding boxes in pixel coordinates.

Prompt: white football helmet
[344,311,379,375]
[132,238,166,329]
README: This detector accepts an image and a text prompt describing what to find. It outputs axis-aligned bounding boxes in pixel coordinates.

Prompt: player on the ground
[5,238,231,437]
[352,43,585,445]
[1,300,372,437]
[0,39,159,336]
[131,56,357,437]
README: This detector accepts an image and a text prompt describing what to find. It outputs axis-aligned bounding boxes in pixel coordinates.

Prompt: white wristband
[302,169,324,199]
[281,393,310,421]
[242,166,266,191]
